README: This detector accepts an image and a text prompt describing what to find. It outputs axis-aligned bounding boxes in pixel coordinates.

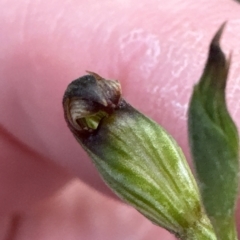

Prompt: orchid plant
[63,24,239,240]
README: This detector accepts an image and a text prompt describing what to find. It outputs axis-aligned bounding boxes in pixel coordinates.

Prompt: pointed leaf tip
[211,22,226,46]
[188,23,239,240]
[198,23,231,105]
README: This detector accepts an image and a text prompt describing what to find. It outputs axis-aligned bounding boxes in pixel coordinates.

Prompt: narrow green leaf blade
[188,24,239,239]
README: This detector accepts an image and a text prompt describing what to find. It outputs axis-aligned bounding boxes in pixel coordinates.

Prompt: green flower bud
[63,72,216,239]
[188,23,239,239]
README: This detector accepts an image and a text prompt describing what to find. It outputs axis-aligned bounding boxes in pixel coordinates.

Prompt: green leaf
[63,72,216,239]
[188,23,239,239]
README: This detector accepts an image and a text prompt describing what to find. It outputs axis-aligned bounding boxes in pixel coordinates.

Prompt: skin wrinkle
[4,214,21,240]
[0,216,11,240]
[14,180,172,240]
[0,122,72,214]
[0,122,49,167]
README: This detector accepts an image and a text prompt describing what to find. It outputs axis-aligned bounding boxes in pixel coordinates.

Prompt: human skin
[0,0,240,239]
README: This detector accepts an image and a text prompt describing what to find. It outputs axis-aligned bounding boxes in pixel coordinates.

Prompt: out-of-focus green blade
[188,23,239,240]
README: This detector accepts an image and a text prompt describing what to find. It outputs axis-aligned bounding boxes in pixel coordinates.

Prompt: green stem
[181,214,217,240]
[210,215,238,240]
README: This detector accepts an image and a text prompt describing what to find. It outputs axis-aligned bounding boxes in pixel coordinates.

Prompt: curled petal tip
[63,73,121,134]
[86,71,104,80]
